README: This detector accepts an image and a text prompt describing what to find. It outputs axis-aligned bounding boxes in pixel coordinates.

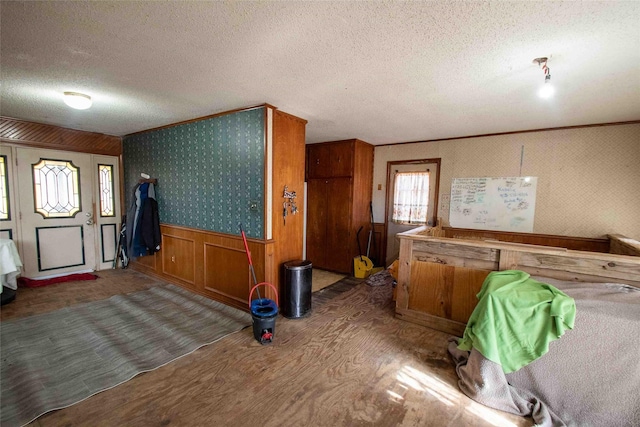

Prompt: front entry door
[14,147,120,278]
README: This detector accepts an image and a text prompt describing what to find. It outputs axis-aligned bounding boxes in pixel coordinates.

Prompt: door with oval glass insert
[14,147,120,278]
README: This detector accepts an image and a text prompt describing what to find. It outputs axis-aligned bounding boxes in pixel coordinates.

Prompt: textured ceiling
[1,1,639,144]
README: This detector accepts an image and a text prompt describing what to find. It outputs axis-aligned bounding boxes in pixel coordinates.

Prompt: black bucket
[249,283,279,345]
[251,311,277,344]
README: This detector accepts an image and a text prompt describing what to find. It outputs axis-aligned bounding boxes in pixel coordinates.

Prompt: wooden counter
[395,226,640,335]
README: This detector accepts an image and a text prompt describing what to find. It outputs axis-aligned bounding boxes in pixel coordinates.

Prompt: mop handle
[239,224,261,300]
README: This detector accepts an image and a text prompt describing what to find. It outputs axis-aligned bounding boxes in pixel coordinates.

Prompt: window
[32,158,81,218]
[392,171,429,224]
[0,155,9,221]
[98,164,115,217]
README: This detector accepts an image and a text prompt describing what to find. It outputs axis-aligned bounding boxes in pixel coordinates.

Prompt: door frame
[1,143,123,277]
[382,158,441,265]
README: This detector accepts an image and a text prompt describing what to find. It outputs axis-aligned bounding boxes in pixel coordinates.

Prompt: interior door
[386,162,439,266]
[0,146,18,240]
[15,148,98,278]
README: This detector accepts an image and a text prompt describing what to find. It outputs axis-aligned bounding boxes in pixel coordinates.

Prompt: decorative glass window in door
[0,155,10,220]
[32,158,81,218]
[98,164,115,217]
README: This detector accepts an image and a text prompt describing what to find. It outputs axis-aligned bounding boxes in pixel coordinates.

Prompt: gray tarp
[449,278,640,427]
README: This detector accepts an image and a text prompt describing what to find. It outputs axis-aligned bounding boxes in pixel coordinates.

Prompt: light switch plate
[440,193,451,212]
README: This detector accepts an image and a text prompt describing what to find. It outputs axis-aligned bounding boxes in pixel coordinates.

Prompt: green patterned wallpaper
[123,107,265,238]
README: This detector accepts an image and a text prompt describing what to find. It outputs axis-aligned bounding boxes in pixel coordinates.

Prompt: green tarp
[458,270,576,373]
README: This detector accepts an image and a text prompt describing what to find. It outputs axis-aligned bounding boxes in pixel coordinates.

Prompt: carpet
[311,268,345,292]
[18,272,98,288]
[0,284,252,426]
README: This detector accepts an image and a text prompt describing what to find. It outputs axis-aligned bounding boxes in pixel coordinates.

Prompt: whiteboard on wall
[449,177,538,232]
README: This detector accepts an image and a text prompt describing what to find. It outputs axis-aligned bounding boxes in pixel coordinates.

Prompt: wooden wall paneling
[0,117,122,156]
[407,261,452,316]
[395,230,640,334]
[271,110,307,296]
[443,227,610,253]
[412,239,499,263]
[395,308,467,337]
[372,222,385,267]
[511,249,640,283]
[134,252,157,272]
[608,234,640,256]
[263,241,276,299]
[351,140,374,264]
[406,261,490,323]
[498,249,521,271]
[202,230,268,311]
[450,267,490,323]
[129,224,274,312]
[204,243,253,305]
[162,233,196,286]
[395,237,412,310]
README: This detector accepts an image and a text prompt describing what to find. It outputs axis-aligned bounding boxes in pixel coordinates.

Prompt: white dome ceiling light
[533,57,554,99]
[63,91,92,110]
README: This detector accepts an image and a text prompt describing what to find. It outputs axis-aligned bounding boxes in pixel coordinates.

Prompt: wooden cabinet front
[307,144,331,179]
[306,179,329,267]
[306,139,373,274]
[325,178,353,272]
[330,142,354,177]
[306,178,353,272]
[307,141,354,179]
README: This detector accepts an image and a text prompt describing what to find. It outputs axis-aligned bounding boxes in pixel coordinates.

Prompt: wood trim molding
[273,109,308,125]
[375,120,640,147]
[124,103,278,137]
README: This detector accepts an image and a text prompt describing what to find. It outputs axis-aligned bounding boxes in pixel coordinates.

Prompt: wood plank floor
[1,269,532,426]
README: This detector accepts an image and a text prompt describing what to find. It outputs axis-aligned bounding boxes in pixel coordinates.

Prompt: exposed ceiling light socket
[532,57,548,66]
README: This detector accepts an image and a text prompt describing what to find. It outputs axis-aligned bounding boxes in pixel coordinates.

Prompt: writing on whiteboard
[449,177,537,232]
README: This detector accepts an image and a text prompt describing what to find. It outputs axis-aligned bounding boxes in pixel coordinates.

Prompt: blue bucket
[251,298,278,318]
[249,283,279,344]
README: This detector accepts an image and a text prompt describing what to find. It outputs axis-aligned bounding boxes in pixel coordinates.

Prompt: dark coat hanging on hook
[140,192,161,254]
[126,181,161,259]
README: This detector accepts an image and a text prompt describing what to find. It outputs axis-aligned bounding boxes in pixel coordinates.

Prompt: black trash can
[282,260,312,318]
